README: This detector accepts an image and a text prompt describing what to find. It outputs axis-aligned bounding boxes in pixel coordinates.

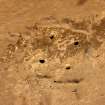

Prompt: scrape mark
[36,74,51,79]
[76,0,88,6]
[72,88,80,100]
[67,78,83,84]
[54,78,83,84]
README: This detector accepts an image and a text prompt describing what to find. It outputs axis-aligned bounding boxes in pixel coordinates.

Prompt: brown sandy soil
[0,0,105,105]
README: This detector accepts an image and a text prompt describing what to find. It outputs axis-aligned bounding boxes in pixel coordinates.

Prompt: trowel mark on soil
[72,88,81,100]
[76,0,88,6]
[54,78,83,84]
[36,74,51,79]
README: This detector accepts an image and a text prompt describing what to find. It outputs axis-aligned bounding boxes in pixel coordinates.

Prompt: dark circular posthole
[49,35,54,39]
[54,80,57,83]
[74,41,79,45]
[66,66,71,70]
[39,59,45,63]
